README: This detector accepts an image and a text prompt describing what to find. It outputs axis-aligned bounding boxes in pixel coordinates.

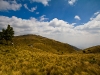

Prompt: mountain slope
[13,34,77,54]
[82,45,100,53]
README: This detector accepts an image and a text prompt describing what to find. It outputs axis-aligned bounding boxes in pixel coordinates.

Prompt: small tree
[0,32,3,43]
[2,25,14,44]
[0,32,3,40]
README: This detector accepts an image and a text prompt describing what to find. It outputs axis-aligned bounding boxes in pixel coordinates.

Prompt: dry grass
[83,45,100,53]
[0,45,100,75]
[0,35,100,75]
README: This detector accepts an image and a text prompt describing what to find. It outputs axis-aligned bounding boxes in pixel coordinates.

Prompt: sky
[0,0,100,49]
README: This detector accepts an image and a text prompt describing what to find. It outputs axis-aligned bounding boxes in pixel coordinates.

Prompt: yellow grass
[0,45,100,75]
[0,35,100,75]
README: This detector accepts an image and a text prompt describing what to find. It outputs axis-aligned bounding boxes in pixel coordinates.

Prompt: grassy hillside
[13,34,77,54]
[0,34,100,75]
[82,45,100,53]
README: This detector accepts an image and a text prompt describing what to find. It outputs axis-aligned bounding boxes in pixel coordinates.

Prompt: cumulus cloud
[75,14,100,33]
[0,13,100,48]
[30,0,51,6]
[68,0,77,5]
[24,4,37,12]
[0,0,22,11]
[74,15,81,20]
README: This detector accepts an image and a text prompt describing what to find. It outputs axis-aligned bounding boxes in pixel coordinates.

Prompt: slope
[13,34,77,54]
[82,45,100,53]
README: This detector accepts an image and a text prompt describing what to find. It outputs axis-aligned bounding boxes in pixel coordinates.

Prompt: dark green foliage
[0,32,3,43]
[0,32,3,40]
[0,25,14,44]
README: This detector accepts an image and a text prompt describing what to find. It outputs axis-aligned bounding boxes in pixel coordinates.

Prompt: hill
[82,45,100,53]
[12,34,77,54]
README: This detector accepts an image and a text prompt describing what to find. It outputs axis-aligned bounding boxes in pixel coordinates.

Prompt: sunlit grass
[0,45,100,75]
[0,35,100,75]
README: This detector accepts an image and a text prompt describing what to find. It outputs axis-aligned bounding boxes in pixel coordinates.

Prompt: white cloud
[74,15,81,20]
[90,11,100,20]
[0,13,100,48]
[40,15,48,21]
[94,12,100,15]
[75,14,100,33]
[0,0,22,11]
[24,4,37,12]
[49,18,73,28]
[30,0,51,6]
[68,0,77,5]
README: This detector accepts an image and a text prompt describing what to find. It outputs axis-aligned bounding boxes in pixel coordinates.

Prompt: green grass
[0,34,100,75]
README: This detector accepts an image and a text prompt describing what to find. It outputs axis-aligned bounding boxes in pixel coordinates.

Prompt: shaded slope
[13,34,77,54]
[82,45,100,53]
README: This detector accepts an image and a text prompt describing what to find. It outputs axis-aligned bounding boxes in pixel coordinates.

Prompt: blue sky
[0,0,100,48]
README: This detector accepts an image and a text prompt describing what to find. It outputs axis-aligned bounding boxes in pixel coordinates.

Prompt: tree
[0,32,3,43]
[0,32,3,40]
[2,25,14,44]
